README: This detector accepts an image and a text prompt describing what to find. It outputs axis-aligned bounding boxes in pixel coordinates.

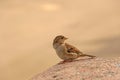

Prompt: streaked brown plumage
[53,35,96,62]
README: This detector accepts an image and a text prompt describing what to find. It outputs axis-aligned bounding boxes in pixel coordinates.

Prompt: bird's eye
[61,37,64,39]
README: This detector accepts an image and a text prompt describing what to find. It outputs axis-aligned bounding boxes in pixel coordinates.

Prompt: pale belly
[55,45,68,60]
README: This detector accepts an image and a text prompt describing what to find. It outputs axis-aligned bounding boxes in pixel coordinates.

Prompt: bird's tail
[78,53,96,58]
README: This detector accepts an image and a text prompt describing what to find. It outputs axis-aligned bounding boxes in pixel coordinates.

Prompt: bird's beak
[64,37,68,40]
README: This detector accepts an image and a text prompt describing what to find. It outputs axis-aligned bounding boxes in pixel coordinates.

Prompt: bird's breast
[54,44,67,60]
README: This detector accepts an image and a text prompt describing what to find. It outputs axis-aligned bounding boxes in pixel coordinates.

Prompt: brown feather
[65,43,83,54]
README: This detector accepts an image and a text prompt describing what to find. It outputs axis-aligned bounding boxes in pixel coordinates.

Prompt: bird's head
[53,35,68,44]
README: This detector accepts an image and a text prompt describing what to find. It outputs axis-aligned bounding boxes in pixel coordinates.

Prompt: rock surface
[30,57,120,80]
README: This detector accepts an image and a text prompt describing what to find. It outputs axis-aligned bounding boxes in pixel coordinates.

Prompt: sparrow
[53,35,96,63]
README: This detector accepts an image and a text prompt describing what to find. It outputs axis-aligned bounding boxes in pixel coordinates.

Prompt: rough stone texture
[30,57,120,80]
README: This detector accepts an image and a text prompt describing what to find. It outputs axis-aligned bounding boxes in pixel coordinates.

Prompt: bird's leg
[58,60,67,64]
[58,59,73,64]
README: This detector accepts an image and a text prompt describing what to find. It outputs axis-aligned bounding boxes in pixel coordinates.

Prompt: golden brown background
[0,0,120,80]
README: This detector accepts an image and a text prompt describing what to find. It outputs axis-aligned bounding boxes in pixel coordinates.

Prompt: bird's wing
[65,43,83,54]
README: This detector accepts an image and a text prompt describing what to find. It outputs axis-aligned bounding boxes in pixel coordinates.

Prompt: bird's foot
[58,59,73,64]
[89,55,96,59]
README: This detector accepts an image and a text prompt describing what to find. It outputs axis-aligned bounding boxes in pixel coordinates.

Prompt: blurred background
[0,0,120,80]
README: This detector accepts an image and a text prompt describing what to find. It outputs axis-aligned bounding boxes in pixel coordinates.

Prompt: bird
[53,35,96,63]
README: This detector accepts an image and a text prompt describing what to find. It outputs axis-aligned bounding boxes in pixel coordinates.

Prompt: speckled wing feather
[65,43,83,54]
